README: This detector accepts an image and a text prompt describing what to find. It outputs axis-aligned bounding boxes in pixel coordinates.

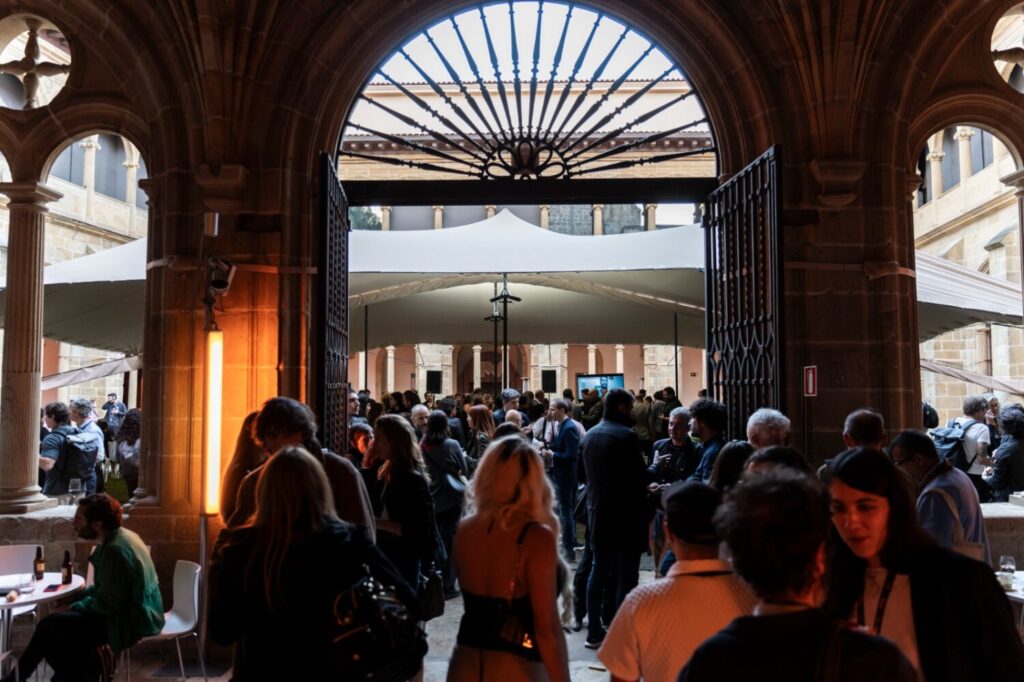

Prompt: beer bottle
[61,551,73,585]
[33,546,45,581]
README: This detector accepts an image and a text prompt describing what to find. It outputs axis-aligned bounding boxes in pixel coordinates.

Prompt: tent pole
[674,313,679,396]
[502,294,509,392]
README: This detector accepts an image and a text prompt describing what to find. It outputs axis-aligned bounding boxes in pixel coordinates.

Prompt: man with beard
[581,388,648,649]
[3,494,163,682]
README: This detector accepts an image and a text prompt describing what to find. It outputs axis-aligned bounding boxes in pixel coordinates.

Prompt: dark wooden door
[704,146,783,439]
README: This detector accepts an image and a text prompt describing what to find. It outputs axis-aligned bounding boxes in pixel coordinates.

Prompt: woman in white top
[825,447,1024,682]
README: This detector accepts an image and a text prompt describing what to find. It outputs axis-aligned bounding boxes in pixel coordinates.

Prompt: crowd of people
[37,392,140,501]
[11,383,1024,681]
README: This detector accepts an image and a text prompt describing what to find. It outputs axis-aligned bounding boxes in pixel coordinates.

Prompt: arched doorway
[313,0,783,451]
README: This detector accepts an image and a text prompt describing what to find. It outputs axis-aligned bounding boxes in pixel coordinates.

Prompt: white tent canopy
[0,210,1019,351]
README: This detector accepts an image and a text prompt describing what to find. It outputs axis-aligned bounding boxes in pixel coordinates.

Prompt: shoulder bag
[330,563,428,681]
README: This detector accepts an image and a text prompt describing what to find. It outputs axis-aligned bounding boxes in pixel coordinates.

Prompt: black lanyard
[856,570,896,633]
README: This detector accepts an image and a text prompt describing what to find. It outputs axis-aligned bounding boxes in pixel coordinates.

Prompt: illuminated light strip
[203,329,223,516]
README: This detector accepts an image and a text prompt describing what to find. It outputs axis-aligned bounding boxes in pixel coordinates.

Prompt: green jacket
[71,527,165,652]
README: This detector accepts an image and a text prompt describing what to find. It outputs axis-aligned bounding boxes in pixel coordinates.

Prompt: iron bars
[339,1,715,180]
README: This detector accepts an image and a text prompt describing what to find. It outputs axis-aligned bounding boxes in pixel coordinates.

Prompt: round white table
[0,572,85,673]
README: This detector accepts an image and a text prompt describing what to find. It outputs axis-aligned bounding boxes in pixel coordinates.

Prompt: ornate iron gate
[704,146,783,439]
[316,152,349,453]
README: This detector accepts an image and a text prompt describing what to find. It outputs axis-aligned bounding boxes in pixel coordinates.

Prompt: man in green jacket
[4,494,164,682]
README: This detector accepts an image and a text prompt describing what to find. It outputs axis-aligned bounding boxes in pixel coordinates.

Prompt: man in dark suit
[581,388,647,649]
[542,398,581,560]
[438,397,466,448]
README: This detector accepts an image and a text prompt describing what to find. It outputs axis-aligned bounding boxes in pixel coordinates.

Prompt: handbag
[417,563,445,621]
[573,484,588,524]
[330,563,428,681]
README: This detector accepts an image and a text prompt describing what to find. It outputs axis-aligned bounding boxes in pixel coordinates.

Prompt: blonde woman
[447,436,571,682]
[209,446,418,680]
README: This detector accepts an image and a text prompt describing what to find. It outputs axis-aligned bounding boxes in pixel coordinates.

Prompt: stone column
[485,205,496,219]
[124,156,139,235]
[472,345,482,390]
[433,205,443,230]
[127,179,160,505]
[976,326,992,376]
[380,206,391,231]
[954,127,974,183]
[539,205,549,229]
[927,150,944,198]
[357,350,367,389]
[587,344,597,374]
[81,135,100,220]
[0,183,61,512]
[385,345,395,392]
[592,204,604,236]
[615,344,625,373]
[644,203,657,231]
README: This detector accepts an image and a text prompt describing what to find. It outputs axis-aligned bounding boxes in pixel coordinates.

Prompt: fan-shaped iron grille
[339,1,715,180]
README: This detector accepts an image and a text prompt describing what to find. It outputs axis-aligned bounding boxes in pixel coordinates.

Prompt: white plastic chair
[121,560,207,681]
[0,545,41,622]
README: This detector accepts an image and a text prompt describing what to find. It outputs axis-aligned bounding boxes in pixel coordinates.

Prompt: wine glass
[67,478,82,504]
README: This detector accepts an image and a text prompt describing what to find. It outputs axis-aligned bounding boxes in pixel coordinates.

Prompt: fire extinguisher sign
[803,366,817,397]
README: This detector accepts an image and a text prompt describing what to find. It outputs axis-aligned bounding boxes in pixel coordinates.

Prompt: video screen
[576,373,625,399]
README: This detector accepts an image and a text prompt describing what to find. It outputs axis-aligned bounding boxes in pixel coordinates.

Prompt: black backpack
[922,402,939,429]
[931,419,979,472]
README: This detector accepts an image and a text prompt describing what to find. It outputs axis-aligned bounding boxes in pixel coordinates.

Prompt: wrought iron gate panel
[704,146,782,439]
[317,152,349,453]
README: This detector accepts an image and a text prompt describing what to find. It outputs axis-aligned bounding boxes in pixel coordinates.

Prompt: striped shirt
[598,558,756,682]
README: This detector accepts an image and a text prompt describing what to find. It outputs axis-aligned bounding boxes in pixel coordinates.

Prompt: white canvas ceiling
[0,210,1019,352]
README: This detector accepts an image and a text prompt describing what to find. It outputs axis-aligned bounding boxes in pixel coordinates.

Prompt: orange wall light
[203,328,224,516]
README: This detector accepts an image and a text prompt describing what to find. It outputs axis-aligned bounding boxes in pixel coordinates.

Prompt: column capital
[587,344,597,351]
[592,204,604,212]
[79,136,100,151]
[905,172,924,199]
[123,159,140,169]
[472,344,482,351]
[953,126,975,141]
[614,343,625,350]
[643,202,658,210]
[926,150,944,162]
[385,345,396,353]
[0,182,62,207]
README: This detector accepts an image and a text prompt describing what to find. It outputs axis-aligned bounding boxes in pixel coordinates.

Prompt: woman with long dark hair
[447,436,571,682]
[825,447,1024,681]
[112,408,142,494]
[209,447,418,680]
[421,410,468,598]
[466,404,496,471]
[367,414,439,589]
[220,412,263,524]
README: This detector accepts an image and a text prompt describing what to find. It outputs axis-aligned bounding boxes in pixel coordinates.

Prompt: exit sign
[803,366,818,397]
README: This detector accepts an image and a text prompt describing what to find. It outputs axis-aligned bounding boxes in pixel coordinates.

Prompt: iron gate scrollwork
[317,152,349,454]
[704,146,783,439]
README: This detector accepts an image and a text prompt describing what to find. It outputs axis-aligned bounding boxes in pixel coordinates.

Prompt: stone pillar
[472,345,482,390]
[615,344,625,373]
[358,350,367,390]
[433,205,443,230]
[587,344,597,374]
[592,204,604,236]
[0,183,61,512]
[644,203,657,231]
[976,326,992,376]
[485,205,496,219]
[80,135,100,220]
[380,206,391,231]
[539,205,549,229]
[385,345,396,392]
[927,150,944,198]
[954,127,974,182]
[124,152,139,235]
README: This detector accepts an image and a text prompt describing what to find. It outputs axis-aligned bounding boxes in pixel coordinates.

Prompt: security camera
[207,257,236,296]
